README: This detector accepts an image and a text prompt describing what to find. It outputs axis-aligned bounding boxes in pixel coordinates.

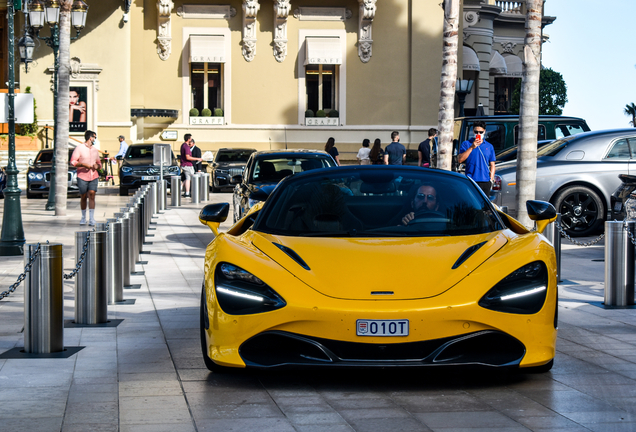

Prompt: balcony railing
[495,1,525,15]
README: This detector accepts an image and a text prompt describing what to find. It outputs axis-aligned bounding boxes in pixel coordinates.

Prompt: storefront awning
[489,51,507,75]
[462,46,481,72]
[502,54,523,77]
[189,35,226,63]
[304,37,342,65]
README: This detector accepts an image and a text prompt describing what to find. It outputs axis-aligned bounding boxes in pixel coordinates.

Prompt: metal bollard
[171,176,181,207]
[604,221,635,307]
[191,173,200,204]
[75,231,108,325]
[24,243,64,353]
[157,179,167,211]
[106,219,124,304]
[200,173,210,202]
[114,212,131,287]
[149,182,157,217]
[122,206,138,271]
[543,213,562,282]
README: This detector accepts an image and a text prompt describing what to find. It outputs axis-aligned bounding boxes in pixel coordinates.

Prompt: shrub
[327,109,339,118]
[316,110,326,117]
[201,108,212,117]
[305,109,315,118]
[189,108,199,117]
[214,108,223,117]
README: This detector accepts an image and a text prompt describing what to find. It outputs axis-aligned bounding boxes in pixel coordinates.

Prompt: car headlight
[121,166,132,173]
[28,172,44,180]
[167,166,179,173]
[478,261,549,314]
[213,263,286,315]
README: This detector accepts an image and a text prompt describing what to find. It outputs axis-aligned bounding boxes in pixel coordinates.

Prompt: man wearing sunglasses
[401,185,439,225]
[458,120,496,196]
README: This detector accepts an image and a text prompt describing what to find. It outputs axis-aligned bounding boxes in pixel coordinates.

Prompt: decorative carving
[293,7,350,21]
[358,0,376,63]
[463,11,479,28]
[345,8,353,19]
[176,5,236,19]
[157,0,174,61]
[501,41,517,54]
[242,0,260,61]
[176,6,183,17]
[230,7,237,17]
[273,0,290,62]
[70,57,81,78]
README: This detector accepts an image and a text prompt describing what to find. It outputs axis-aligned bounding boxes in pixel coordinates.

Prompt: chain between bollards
[63,230,92,280]
[0,242,43,300]
[556,221,605,247]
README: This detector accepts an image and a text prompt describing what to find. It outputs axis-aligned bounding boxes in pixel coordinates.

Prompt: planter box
[305,117,339,126]
[190,116,224,125]
[0,136,38,150]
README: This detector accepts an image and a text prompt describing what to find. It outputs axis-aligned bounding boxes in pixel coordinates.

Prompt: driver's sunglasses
[416,193,436,201]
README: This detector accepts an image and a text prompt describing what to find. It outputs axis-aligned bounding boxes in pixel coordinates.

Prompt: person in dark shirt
[418,128,438,168]
[325,137,340,165]
[369,138,384,165]
[190,139,202,172]
[384,131,406,165]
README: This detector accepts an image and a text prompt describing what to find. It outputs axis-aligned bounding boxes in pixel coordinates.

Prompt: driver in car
[401,185,439,225]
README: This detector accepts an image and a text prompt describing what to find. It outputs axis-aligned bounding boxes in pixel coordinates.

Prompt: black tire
[520,359,554,374]
[119,186,129,196]
[552,186,604,237]
[200,286,230,373]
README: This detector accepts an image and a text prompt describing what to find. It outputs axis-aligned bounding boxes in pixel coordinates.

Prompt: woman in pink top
[70,130,101,226]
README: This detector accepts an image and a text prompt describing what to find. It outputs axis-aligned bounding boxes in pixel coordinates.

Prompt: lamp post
[21,0,88,211]
[0,0,26,256]
[455,78,474,118]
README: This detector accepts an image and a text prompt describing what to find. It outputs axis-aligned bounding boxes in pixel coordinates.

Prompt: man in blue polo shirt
[384,131,406,165]
[458,121,496,196]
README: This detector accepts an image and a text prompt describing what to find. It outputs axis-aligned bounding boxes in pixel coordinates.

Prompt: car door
[234,155,254,219]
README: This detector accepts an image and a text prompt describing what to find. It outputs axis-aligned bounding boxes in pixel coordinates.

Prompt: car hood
[216,162,247,168]
[251,231,508,300]
[30,162,76,170]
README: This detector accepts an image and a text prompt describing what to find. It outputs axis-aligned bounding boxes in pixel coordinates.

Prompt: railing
[495,0,525,15]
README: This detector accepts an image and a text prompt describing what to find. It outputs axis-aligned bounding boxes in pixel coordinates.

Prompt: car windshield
[35,150,75,163]
[126,146,175,161]
[216,150,254,163]
[251,156,335,184]
[253,168,502,237]
[537,136,576,157]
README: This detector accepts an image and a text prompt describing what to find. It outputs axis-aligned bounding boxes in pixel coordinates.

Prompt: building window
[306,64,337,113]
[190,62,223,113]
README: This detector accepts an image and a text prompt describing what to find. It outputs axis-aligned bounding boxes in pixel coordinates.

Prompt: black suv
[119,144,180,196]
[26,149,79,198]
[209,148,256,192]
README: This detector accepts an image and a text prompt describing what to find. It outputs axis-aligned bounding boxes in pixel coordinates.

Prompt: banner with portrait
[69,86,88,133]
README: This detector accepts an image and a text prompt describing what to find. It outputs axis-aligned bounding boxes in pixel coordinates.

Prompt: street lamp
[22,0,89,211]
[0,1,26,255]
[455,78,474,118]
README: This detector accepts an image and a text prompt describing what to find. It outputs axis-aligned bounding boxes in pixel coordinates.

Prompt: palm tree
[436,0,460,171]
[625,103,636,127]
[54,1,73,216]
[515,0,543,228]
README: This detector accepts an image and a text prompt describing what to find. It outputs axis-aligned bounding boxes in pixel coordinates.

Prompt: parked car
[452,115,590,155]
[26,149,79,199]
[0,166,6,198]
[119,144,180,196]
[495,140,553,163]
[232,150,336,223]
[493,129,636,236]
[199,166,558,372]
[208,148,256,192]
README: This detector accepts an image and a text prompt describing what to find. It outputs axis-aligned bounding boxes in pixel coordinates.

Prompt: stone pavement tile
[272,395,332,409]
[0,398,69,418]
[560,410,636,424]
[120,407,193,425]
[326,397,399,411]
[64,400,118,414]
[585,424,636,432]
[67,390,118,403]
[0,386,69,401]
[518,389,619,413]
[119,381,184,399]
[190,401,284,420]
[119,395,188,411]
[338,407,412,421]
[560,384,636,399]
[120,424,196,432]
[347,417,432,432]
[0,417,64,432]
[284,410,347,426]
[181,374,264,392]
[118,360,176,374]
[514,414,587,429]
[62,410,119,424]
[186,389,272,405]
[195,417,296,432]
[294,425,356,432]
[119,372,179,382]
[415,411,523,429]
[0,372,73,387]
[62,423,118,432]
[390,393,492,413]
[173,356,206,369]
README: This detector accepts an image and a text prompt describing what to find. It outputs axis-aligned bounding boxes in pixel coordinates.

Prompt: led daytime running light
[499,286,546,301]
[216,287,264,302]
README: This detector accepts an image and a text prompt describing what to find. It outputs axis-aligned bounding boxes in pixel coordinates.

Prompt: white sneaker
[88,219,96,227]
[79,218,87,225]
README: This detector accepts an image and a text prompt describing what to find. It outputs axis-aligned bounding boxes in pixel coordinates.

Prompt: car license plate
[356,319,409,336]
[141,176,160,181]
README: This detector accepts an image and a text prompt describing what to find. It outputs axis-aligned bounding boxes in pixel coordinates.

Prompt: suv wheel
[552,186,604,237]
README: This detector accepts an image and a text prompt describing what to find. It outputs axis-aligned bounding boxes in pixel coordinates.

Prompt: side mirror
[527,200,557,234]
[199,203,229,236]
[28,159,33,166]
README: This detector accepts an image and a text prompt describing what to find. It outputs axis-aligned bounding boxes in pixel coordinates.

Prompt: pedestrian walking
[180,134,203,197]
[383,131,406,165]
[70,130,102,226]
[325,137,340,166]
[111,135,129,171]
[418,128,438,168]
[458,121,495,195]
[357,139,371,165]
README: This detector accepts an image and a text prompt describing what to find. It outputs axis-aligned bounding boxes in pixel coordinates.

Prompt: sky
[541,0,636,130]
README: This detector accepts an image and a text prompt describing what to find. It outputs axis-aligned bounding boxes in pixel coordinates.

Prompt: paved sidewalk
[1,187,636,432]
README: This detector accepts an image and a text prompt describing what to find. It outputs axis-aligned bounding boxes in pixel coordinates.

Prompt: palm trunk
[515,0,543,227]
[54,1,72,216]
[436,0,459,171]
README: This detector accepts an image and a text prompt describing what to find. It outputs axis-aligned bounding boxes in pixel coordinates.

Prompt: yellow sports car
[199,166,558,372]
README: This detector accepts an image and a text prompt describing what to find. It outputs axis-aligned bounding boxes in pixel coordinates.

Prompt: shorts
[77,178,99,195]
[182,166,195,181]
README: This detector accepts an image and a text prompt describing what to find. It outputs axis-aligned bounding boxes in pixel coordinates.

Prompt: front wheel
[552,186,604,237]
